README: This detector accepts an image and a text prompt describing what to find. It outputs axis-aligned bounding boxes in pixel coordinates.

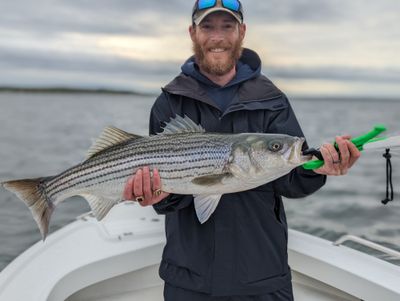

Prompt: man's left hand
[313,135,361,176]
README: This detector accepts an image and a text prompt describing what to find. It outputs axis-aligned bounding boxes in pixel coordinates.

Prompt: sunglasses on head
[196,0,241,13]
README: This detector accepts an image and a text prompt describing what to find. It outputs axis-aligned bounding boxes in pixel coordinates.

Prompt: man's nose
[209,28,225,42]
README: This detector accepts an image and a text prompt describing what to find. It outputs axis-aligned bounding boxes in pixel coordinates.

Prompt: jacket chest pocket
[226,96,288,133]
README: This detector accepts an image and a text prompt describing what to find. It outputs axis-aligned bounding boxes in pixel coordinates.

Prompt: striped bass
[2,115,311,240]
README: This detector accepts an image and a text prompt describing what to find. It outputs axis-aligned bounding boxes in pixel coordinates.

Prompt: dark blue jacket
[149,48,326,296]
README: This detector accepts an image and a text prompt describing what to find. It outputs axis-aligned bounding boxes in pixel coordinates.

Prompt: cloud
[265,65,400,84]
[0,44,182,92]
[0,0,399,97]
[246,0,400,24]
[0,0,191,36]
[0,45,178,74]
[245,0,344,23]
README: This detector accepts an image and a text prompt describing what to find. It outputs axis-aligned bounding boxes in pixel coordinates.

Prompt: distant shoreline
[0,87,157,96]
[0,87,397,102]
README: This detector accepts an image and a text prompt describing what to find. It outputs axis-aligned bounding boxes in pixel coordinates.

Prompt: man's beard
[192,38,243,76]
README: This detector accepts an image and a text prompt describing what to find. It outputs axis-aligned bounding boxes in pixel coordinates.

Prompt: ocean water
[0,92,399,271]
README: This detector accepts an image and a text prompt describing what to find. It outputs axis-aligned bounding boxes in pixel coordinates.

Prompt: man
[123,0,360,300]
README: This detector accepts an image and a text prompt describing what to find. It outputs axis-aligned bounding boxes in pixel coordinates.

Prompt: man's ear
[189,25,196,42]
[239,23,246,40]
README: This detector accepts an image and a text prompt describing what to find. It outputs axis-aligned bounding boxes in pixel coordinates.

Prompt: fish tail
[2,177,54,241]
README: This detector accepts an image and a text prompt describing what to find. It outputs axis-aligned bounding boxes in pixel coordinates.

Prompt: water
[0,93,399,271]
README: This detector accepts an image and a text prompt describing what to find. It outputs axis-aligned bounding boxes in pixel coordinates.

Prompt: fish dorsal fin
[81,193,121,220]
[87,126,142,159]
[160,115,205,135]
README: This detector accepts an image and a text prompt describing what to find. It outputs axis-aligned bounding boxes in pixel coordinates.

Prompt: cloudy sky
[1,0,399,97]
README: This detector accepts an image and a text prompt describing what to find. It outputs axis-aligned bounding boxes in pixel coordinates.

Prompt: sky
[1,0,400,98]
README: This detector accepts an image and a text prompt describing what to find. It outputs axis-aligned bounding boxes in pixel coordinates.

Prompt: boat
[0,202,399,301]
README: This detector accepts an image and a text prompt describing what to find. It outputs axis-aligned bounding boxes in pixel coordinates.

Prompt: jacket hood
[163,48,282,105]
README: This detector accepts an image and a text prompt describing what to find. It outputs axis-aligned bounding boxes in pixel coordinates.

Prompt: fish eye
[268,141,283,152]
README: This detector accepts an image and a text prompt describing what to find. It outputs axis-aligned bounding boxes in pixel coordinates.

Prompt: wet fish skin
[1,115,310,240]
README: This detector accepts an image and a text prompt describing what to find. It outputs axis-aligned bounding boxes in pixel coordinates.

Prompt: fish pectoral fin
[192,173,232,186]
[194,194,222,224]
[87,126,142,159]
[81,194,121,220]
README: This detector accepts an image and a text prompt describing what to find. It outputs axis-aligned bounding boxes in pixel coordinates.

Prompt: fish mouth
[285,137,312,164]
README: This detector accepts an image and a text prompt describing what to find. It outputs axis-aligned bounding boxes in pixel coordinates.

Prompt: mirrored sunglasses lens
[198,0,217,10]
[222,0,240,11]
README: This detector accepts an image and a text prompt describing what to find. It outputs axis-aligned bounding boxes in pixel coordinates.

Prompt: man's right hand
[123,166,170,206]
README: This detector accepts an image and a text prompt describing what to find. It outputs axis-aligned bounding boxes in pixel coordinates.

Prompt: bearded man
[123,0,360,300]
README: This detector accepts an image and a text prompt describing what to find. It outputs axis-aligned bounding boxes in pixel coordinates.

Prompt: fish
[2,115,311,240]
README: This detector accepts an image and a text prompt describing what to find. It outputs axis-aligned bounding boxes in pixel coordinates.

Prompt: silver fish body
[2,115,311,240]
[46,132,232,202]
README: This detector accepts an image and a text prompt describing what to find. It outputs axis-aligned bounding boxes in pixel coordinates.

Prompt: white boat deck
[0,202,399,301]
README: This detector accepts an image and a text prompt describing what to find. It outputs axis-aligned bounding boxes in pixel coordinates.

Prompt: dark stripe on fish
[46,149,228,194]
[47,162,219,199]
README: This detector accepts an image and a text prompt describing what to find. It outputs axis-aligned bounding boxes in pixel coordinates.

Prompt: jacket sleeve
[149,91,194,214]
[267,95,327,198]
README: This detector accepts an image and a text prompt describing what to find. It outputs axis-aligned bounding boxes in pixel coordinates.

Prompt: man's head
[190,0,246,77]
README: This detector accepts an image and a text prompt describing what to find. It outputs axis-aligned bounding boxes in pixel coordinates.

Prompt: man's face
[190,12,246,76]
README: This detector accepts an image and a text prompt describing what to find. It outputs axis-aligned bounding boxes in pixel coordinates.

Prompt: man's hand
[123,166,170,206]
[314,135,361,176]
